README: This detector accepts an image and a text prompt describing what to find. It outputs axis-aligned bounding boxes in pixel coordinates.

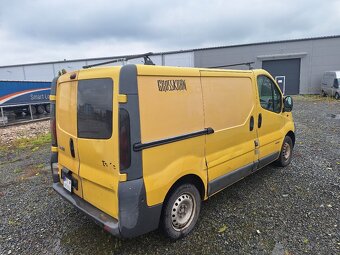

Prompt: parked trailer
[0,80,51,125]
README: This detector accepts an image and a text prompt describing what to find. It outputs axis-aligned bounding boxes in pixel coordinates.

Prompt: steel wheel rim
[282,142,291,160]
[171,192,196,231]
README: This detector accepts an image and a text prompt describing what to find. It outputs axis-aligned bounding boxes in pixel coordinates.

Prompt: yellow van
[50,64,295,239]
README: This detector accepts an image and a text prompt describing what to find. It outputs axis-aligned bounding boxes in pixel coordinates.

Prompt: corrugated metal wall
[194,37,340,94]
[1,36,340,94]
[0,52,194,82]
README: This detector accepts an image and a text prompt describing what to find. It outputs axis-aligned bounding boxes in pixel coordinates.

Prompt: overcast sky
[0,0,339,66]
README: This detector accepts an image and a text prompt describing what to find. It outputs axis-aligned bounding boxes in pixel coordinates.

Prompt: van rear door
[76,74,119,219]
[56,73,83,198]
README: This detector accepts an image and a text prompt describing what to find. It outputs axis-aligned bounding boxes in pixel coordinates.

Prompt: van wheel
[275,136,293,167]
[335,92,340,100]
[321,90,326,97]
[160,184,201,240]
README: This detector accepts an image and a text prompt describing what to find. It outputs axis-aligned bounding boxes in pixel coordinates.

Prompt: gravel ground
[0,120,50,146]
[0,97,339,255]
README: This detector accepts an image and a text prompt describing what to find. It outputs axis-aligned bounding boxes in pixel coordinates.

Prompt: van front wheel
[160,184,201,240]
[275,136,293,167]
[335,92,340,100]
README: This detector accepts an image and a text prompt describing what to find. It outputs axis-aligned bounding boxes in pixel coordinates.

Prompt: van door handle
[258,113,262,128]
[249,116,254,131]
[69,138,75,158]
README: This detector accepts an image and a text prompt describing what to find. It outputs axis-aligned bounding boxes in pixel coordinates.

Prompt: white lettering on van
[157,79,187,92]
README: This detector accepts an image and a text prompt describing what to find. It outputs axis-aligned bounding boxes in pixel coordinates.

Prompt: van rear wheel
[160,183,201,240]
[275,136,293,167]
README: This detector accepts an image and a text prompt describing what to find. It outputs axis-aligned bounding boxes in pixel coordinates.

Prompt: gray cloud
[0,0,339,65]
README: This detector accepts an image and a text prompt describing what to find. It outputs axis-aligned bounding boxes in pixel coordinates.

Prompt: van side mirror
[283,96,293,112]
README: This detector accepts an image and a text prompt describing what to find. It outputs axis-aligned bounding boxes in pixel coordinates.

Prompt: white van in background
[321,71,340,100]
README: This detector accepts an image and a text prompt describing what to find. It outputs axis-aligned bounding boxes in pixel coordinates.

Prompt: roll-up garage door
[262,58,301,95]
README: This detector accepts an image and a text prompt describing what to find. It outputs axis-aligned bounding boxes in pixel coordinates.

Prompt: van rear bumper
[53,183,120,237]
[53,178,163,238]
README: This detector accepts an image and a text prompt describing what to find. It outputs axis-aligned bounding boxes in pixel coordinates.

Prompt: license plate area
[63,177,72,192]
[61,168,78,193]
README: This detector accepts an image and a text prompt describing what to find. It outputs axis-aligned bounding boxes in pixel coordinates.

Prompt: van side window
[77,78,113,139]
[257,75,282,113]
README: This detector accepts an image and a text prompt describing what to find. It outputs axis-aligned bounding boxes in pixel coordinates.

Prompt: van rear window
[77,78,113,139]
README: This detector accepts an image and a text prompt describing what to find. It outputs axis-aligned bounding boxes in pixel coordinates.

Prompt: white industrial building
[1,35,340,95]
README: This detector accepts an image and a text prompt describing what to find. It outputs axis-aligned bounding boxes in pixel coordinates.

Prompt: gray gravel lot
[0,97,339,255]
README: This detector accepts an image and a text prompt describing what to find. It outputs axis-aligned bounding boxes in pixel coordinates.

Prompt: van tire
[275,136,293,167]
[321,90,327,97]
[335,92,340,100]
[160,183,201,240]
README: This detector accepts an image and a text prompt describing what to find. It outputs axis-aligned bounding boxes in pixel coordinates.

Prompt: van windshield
[334,79,340,89]
[77,78,113,139]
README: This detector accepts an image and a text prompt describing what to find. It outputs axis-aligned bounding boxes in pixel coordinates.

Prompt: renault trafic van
[50,65,295,239]
[321,71,340,99]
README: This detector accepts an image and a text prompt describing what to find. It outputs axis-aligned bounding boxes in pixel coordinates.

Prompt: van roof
[135,64,254,76]
[76,64,263,79]
[324,71,340,76]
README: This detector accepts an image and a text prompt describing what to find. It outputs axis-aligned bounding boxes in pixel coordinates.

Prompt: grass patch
[36,163,45,169]
[14,133,51,149]
[0,145,7,154]
[14,168,23,174]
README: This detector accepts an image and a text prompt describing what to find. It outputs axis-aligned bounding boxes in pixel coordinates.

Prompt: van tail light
[51,162,59,183]
[119,108,131,171]
[50,103,57,146]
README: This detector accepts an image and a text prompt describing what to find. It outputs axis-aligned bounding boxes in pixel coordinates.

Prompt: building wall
[194,37,340,94]
[0,37,340,94]
[0,52,194,82]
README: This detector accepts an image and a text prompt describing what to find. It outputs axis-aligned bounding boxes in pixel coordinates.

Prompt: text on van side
[157,79,187,92]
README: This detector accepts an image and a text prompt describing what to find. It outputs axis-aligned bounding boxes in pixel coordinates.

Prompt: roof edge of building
[1,34,340,68]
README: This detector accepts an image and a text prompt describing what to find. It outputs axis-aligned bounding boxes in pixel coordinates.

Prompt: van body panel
[142,137,207,206]
[256,108,284,159]
[136,72,206,206]
[137,75,204,142]
[137,65,200,77]
[200,73,258,186]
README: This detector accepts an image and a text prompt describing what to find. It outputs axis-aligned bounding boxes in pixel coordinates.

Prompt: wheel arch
[164,174,206,204]
[286,131,295,147]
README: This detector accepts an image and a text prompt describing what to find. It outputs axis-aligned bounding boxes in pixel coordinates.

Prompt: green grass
[14,168,23,174]
[14,133,51,149]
